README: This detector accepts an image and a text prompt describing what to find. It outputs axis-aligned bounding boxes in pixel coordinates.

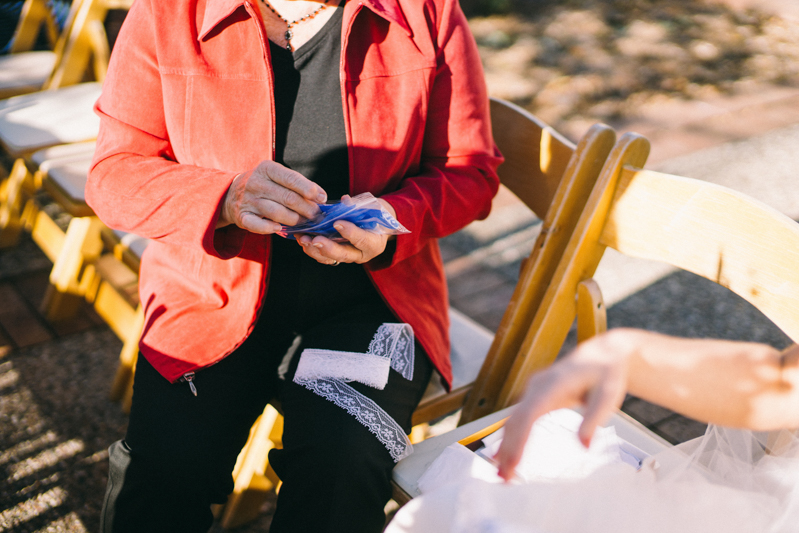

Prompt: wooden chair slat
[459,113,617,424]
[601,167,799,340]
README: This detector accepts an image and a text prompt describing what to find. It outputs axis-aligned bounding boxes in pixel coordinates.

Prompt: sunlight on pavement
[0,431,59,466]
[32,512,89,533]
[8,439,85,482]
[0,359,91,532]
[0,487,67,531]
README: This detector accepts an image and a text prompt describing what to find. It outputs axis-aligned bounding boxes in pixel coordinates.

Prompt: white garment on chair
[387,424,799,533]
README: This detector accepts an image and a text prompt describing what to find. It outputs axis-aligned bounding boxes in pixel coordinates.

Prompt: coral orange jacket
[86,0,502,387]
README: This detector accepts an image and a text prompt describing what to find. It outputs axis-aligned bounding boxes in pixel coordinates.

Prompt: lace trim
[293,323,416,462]
[294,349,391,390]
[296,378,413,462]
[368,323,414,380]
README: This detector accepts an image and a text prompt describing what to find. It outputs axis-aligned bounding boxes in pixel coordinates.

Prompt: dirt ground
[470,0,799,141]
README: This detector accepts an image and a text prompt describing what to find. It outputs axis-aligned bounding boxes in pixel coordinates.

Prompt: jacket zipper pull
[182,372,197,396]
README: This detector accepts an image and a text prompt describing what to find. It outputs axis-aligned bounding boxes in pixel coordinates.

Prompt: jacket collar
[198,0,411,41]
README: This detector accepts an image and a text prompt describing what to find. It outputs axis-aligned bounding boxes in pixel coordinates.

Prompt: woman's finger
[577,378,623,448]
[333,221,385,263]
[259,160,327,204]
[250,168,322,221]
[238,211,283,234]
[495,374,570,480]
[251,196,312,227]
[299,235,354,265]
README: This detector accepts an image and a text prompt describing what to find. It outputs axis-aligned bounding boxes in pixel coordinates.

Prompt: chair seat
[46,159,91,204]
[32,140,98,169]
[113,229,151,261]
[418,309,494,404]
[0,82,102,157]
[0,51,56,94]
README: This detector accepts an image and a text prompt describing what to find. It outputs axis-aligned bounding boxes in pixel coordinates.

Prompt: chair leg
[219,405,283,529]
[120,355,137,414]
[110,304,144,403]
[0,159,33,248]
[41,216,104,322]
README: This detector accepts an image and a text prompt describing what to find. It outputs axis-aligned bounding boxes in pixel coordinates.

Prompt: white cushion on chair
[113,230,151,260]
[46,158,91,203]
[0,82,102,156]
[32,141,97,168]
[0,51,56,93]
[420,308,495,403]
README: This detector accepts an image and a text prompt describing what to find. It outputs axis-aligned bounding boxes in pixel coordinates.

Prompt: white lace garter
[293,323,415,462]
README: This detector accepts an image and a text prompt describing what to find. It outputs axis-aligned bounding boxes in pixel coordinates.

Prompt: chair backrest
[8,0,61,53]
[495,132,799,407]
[450,99,616,425]
[44,0,132,89]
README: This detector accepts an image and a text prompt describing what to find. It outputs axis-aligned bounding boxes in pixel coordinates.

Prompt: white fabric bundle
[387,422,799,532]
[295,350,392,390]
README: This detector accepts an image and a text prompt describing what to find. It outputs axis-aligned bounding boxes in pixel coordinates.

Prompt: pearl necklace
[259,0,329,50]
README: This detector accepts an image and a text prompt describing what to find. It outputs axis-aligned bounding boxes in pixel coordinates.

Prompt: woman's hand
[495,329,640,482]
[218,160,328,234]
[296,197,396,266]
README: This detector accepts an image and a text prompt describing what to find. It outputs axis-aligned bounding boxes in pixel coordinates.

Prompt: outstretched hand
[296,197,397,266]
[495,330,637,482]
[218,160,328,234]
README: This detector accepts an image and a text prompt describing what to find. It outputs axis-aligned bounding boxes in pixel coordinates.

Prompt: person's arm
[364,0,502,270]
[495,328,799,481]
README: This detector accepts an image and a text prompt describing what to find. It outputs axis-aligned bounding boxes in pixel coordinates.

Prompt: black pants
[100,302,433,533]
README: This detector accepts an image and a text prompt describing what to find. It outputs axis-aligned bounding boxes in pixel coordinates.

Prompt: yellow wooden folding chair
[497,131,799,407]
[0,0,62,99]
[392,130,799,508]
[91,227,148,410]
[217,99,618,527]
[7,0,61,54]
[16,141,105,321]
[0,138,147,392]
[0,0,132,247]
[0,0,110,99]
[412,99,617,431]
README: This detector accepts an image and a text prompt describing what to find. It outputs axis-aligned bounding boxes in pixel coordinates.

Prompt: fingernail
[316,191,327,203]
[333,223,343,231]
[313,243,323,249]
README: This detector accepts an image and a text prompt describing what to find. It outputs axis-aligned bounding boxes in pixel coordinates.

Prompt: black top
[270,6,350,200]
[264,7,388,333]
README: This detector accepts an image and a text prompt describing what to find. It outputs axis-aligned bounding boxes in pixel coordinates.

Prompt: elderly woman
[86,0,501,530]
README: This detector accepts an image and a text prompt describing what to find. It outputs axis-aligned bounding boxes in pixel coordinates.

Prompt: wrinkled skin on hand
[219,162,396,266]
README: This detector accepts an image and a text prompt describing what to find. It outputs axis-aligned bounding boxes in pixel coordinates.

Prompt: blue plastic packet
[278,192,410,242]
